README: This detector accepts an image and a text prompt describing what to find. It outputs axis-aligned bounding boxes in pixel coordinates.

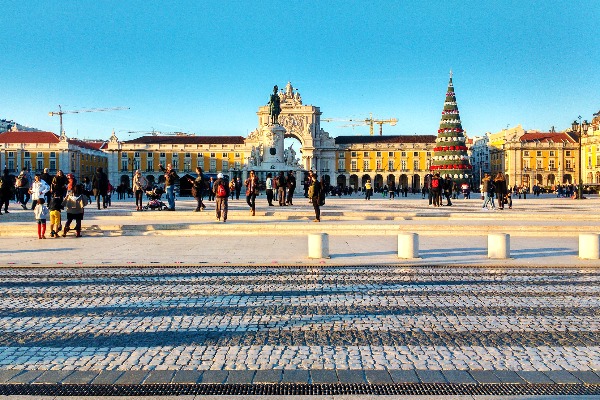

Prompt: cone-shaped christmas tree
[430,72,472,183]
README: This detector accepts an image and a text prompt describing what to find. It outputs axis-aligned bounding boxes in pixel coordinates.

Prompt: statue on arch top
[268,85,281,124]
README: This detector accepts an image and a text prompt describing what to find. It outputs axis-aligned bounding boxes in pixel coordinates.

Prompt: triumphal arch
[244,82,336,179]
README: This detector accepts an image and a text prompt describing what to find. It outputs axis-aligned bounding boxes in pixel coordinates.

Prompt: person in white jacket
[29,174,50,210]
[33,198,49,239]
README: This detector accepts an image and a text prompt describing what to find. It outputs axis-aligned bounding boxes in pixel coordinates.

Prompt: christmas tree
[430,72,472,183]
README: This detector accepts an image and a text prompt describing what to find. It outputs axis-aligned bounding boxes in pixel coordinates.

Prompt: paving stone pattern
[0,266,599,386]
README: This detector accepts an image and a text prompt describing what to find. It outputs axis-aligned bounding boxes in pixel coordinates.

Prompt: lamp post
[572,117,589,200]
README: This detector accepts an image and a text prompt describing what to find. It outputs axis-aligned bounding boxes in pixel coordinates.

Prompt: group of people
[481,172,512,210]
[184,167,323,222]
[0,166,115,239]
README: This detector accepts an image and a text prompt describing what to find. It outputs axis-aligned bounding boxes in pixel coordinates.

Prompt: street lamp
[572,117,589,200]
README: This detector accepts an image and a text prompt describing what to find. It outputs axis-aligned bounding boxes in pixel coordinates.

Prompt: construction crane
[322,113,398,135]
[49,105,129,135]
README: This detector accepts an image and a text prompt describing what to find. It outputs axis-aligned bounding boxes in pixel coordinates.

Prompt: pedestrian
[16,167,30,209]
[365,180,372,200]
[229,178,236,200]
[159,164,178,211]
[481,173,496,210]
[33,198,49,239]
[132,170,148,211]
[430,173,442,207]
[308,171,322,222]
[61,184,88,237]
[82,177,93,203]
[48,192,63,238]
[188,167,206,212]
[92,167,109,209]
[443,175,453,206]
[52,170,67,199]
[494,172,508,210]
[213,172,229,222]
[40,168,53,204]
[207,177,215,201]
[245,170,258,216]
[0,169,13,214]
[286,170,296,205]
[276,171,286,206]
[29,174,50,210]
[235,177,242,200]
[265,172,274,206]
[66,173,77,194]
[389,181,396,199]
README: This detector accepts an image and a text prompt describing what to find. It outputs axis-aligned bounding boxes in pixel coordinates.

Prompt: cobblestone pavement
[0,265,599,379]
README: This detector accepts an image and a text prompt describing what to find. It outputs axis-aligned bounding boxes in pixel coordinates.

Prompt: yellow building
[581,114,600,185]
[0,130,108,180]
[334,135,436,190]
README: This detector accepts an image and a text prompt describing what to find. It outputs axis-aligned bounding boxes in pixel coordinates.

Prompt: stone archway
[587,172,594,184]
[547,174,555,186]
[563,174,572,184]
[536,174,543,185]
[387,174,395,187]
[349,174,359,190]
[337,175,347,187]
[400,174,408,189]
[361,174,371,188]
[596,172,600,184]
[412,174,421,191]
[374,174,383,190]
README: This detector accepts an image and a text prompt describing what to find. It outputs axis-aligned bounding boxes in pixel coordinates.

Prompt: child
[49,192,63,238]
[61,184,88,238]
[33,198,49,239]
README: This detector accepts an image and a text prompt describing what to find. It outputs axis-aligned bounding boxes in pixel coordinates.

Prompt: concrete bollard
[488,233,510,259]
[308,233,329,259]
[398,233,419,259]
[579,233,600,259]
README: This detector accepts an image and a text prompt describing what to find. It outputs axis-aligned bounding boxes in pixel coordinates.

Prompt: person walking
[443,175,453,206]
[286,170,296,205]
[494,172,508,210]
[235,177,242,200]
[265,173,274,206]
[159,164,178,211]
[61,185,88,237]
[430,173,442,207]
[213,172,229,222]
[245,170,259,216]
[308,171,322,222]
[92,167,109,209]
[188,167,207,212]
[40,168,53,204]
[132,170,148,211]
[229,178,236,200]
[207,177,215,202]
[276,171,286,206]
[33,198,49,239]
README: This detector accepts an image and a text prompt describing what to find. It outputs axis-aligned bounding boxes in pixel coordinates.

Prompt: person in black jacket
[0,169,14,214]
[286,170,296,205]
[276,171,286,206]
[92,167,109,210]
[308,171,322,222]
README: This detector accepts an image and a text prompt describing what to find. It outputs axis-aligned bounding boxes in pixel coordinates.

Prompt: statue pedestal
[260,124,286,165]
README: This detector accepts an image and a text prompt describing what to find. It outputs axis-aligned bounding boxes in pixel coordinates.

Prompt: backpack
[216,182,226,197]
[431,178,439,189]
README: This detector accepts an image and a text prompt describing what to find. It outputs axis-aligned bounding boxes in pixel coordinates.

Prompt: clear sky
[2,0,599,141]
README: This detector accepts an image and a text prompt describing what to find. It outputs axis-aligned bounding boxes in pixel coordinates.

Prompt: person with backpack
[213,172,229,222]
[430,173,442,207]
[245,170,259,216]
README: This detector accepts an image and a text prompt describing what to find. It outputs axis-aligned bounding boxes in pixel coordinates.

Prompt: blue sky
[2,1,598,141]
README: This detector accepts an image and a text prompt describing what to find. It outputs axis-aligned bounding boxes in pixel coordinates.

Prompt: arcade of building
[2,81,600,191]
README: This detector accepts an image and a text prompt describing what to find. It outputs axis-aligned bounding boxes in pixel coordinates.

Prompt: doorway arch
[412,174,421,191]
[337,175,346,187]
[350,174,359,190]
[361,174,371,188]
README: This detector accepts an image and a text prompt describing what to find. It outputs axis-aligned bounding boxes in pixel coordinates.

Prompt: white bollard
[308,233,329,259]
[398,233,419,259]
[488,233,510,259]
[579,233,600,259]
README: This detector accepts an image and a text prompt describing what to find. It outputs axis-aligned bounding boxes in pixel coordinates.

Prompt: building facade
[0,130,108,179]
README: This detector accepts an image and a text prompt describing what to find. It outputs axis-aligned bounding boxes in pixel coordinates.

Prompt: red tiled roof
[0,131,60,143]
[124,135,246,145]
[68,139,107,151]
[335,135,436,145]
[520,132,578,143]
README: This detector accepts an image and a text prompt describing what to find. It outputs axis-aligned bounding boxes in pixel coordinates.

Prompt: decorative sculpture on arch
[268,85,281,125]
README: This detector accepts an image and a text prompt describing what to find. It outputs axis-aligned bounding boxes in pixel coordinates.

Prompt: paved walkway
[1,194,600,398]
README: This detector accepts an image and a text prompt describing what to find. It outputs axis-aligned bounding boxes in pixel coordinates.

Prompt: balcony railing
[337,169,346,173]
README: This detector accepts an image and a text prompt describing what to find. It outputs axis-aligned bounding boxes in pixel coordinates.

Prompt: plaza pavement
[0,193,600,399]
